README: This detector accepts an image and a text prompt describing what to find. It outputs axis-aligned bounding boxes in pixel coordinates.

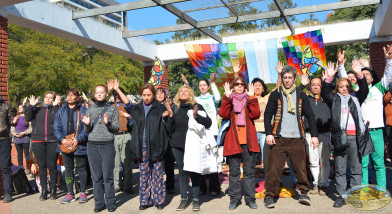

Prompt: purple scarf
[230,92,248,126]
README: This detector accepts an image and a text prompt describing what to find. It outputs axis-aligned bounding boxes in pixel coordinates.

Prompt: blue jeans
[87,143,116,209]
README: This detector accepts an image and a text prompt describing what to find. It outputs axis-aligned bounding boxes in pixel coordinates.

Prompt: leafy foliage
[8,24,144,106]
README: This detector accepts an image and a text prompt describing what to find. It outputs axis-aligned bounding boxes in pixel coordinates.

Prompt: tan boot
[309,186,319,194]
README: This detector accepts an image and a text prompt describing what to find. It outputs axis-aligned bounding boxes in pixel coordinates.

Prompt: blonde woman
[165,85,211,211]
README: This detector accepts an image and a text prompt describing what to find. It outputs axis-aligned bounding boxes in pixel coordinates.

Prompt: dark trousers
[163,145,175,191]
[335,136,362,196]
[200,173,221,193]
[265,137,310,197]
[0,138,13,194]
[227,144,255,203]
[172,147,200,199]
[387,125,392,158]
[15,143,29,167]
[87,143,116,209]
[31,141,59,190]
[62,152,88,193]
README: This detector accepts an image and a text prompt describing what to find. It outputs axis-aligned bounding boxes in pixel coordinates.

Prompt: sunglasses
[234,82,245,87]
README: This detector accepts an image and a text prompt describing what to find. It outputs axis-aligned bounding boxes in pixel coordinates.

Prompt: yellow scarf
[281,84,296,114]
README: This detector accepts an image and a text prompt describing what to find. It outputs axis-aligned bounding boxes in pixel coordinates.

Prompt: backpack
[12,168,32,193]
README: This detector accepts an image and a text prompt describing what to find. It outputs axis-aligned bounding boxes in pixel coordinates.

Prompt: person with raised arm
[321,61,372,208]
[25,92,60,201]
[82,85,119,213]
[263,66,318,208]
[218,77,260,210]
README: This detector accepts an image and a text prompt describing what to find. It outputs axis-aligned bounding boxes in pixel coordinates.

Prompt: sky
[117,0,339,43]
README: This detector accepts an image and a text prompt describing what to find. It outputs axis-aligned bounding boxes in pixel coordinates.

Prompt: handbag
[60,109,80,154]
[334,111,350,151]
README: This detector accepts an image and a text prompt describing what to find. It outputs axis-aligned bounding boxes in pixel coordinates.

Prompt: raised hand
[246,83,254,96]
[301,73,309,86]
[82,92,88,101]
[224,82,233,98]
[120,111,130,118]
[163,99,173,118]
[359,58,370,68]
[352,60,362,75]
[104,113,109,124]
[326,62,337,78]
[81,114,90,125]
[53,96,61,106]
[275,61,284,74]
[233,60,241,74]
[322,70,327,81]
[181,74,189,86]
[113,79,120,91]
[384,44,392,60]
[29,95,39,106]
[13,116,19,124]
[22,97,28,106]
[193,105,198,119]
[210,73,217,84]
[337,49,346,65]
[107,79,114,92]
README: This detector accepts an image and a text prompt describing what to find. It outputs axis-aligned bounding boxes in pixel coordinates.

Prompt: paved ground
[2,163,392,214]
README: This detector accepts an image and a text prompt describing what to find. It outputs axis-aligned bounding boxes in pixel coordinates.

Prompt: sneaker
[176,198,188,211]
[333,197,346,208]
[309,186,318,194]
[264,196,275,208]
[192,198,200,211]
[298,194,311,206]
[79,192,87,203]
[246,201,258,209]
[319,186,327,196]
[61,193,75,204]
[229,201,241,210]
[3,193,12,203]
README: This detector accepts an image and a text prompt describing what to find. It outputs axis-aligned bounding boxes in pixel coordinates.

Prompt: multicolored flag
[185,40,279,86]
[281,29,326,77]
[185,43,248,87]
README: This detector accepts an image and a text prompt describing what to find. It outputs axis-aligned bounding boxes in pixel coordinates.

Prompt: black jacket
[166,103,211,149]
[321,76,374,156]
[25,104,60,142]
[304,96,332,133]
[130,100,168,162]
[264,86,318,138]
[0,101,15,140]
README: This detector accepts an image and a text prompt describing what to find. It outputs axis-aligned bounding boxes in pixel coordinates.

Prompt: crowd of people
[0,44,391,212]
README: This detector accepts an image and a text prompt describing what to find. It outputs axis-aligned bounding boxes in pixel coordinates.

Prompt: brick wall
[0,14,8,195]
[369,41,391,78]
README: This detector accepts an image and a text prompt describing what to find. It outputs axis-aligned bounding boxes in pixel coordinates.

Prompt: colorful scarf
[230,92,248,126]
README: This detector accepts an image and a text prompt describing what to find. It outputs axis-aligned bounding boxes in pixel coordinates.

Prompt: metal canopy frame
[72,0,380,42]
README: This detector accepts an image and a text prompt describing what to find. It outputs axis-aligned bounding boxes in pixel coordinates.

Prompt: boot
[49,188,57,200]
[39,189,48,201]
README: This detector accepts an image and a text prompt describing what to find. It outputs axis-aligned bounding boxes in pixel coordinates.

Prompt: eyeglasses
[234,83,245,87]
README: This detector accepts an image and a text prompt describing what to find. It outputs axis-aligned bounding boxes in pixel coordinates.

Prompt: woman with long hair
[25,91,61,200]
[165,85,211,211]
[130,83,168,210]
[218,77,260,210]
[11,104,32,167]
[54,89,89,204]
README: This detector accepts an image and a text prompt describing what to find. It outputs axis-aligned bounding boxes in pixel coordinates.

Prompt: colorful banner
[147,57,169,94]
[185,40,279,86]
[281,29,326,77]
[185,43,249,87]
[244,39,279,84]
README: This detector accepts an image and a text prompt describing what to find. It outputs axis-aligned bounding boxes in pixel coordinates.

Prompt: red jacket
[218,95,260,157]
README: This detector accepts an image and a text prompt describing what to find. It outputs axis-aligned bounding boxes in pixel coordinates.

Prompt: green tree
[299,13,319,25]
[263,0,297,27]
[326,3,378,22]
[8,24,144,106]
[167,60,199,98]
